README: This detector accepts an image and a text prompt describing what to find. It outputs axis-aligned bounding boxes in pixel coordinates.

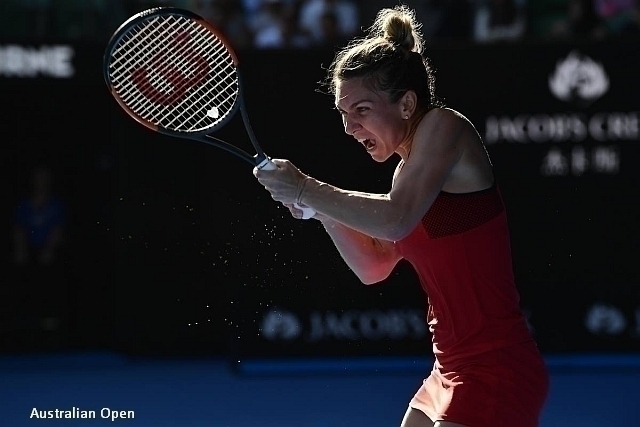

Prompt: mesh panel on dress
[421,185,504,239]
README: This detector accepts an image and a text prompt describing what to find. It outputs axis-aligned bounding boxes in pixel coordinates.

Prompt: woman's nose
[343,116,361,135]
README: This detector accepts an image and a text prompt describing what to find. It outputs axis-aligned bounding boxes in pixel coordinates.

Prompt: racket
[103,7,316,219]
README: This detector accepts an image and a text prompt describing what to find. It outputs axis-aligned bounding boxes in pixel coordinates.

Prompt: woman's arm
[297,108,465,241]
[318,215,401,285]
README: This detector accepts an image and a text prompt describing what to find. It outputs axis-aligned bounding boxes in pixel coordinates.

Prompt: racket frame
[103,7,268,167]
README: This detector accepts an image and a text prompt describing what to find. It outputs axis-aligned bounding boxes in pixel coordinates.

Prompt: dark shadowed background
[1,1,639,426]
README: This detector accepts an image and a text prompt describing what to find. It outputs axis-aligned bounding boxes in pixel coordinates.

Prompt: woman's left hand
[253,159,308,205]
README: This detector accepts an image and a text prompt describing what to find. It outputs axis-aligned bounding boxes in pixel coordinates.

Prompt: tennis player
[254,5,549,427]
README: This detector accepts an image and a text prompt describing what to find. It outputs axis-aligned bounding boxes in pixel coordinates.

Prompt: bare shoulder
[412,107,472,155]
[421,107,483,147]
[425,109,493,191]
[422,107,474,129]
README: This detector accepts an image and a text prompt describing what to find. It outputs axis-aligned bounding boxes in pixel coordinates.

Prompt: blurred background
[1,0,639,426]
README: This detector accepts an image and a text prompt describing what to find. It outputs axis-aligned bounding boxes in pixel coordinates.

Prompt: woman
[254,5,549,427]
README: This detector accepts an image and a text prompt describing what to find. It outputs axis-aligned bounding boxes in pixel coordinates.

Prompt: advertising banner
[1,41,637,360]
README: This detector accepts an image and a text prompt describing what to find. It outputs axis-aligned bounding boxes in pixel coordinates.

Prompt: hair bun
[372,6,423,54]
[384,14,415,50]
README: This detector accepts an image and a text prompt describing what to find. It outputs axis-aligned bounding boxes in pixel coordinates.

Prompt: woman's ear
[400,90,417,119]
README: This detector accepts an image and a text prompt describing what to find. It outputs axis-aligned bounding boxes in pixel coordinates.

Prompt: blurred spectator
[413,1,454,41]
[533,0,639,40]
[547,0,606,40]
[593,0,640,37]
[424,0,475,43]
[1,0,128,41]
[13,165,66,268]
[298,0,359,45]
[126,0,190,13]
[358,0,473,44]
[3,0,640,44]
[246,0,285,33]
[250,0,312,48]
[473,0,527,43]
[190,0,253,49]
[242,0,267,23]
[279,2,315,47]
[528,0,572,39]
[55,0,127,40]
[12,164,69,349]
[315,7,351,47]
[1,0,55,40]
[23,0,54,39]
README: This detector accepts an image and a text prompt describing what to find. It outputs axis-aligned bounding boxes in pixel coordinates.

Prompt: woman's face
[335,78,409,162]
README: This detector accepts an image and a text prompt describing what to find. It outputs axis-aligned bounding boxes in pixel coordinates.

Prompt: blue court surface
[1,353,638,427]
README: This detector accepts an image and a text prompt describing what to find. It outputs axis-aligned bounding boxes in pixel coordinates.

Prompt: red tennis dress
[395,183,549,427]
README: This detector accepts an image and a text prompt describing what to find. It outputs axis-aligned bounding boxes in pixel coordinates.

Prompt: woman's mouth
[361,139,376,151]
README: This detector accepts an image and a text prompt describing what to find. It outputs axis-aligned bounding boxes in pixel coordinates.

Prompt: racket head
[104,7,243,138]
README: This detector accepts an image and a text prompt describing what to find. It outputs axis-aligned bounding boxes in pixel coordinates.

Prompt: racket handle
[256,158,316,220]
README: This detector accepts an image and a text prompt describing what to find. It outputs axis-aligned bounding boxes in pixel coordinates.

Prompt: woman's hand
[254,159,309,205]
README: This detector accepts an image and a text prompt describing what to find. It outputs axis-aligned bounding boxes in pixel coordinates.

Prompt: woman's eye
[356,107,369,113]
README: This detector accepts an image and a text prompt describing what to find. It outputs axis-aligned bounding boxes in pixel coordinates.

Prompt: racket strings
[112,18,192,105]
[117,18,197,101]
[158,25,237,129]
[108,14,239,133]
[114,16,235,122]
[116,17,236,131]
[124,18,229,112]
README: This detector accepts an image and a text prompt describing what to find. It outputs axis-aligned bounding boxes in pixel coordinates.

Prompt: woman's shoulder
[421,107,478,138]
[424,107,469,122]
[416,107,474,139]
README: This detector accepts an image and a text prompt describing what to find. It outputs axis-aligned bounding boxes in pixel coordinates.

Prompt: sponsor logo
[482,50,638,176]
[540,145,620,176]
[130,32,210,106]
[548,51,609,106]
[260,308,302,340]
[585,303,626,335]
[0,45,74,78]
[259,308,427,342]
[485,112,639,144]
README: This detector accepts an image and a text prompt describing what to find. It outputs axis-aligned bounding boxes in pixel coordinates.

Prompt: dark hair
[326,5,442,110]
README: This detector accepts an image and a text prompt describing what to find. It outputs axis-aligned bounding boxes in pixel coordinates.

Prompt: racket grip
[257,158,316,220]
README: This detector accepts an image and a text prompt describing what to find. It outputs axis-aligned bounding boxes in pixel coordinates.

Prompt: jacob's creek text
[30,407,135,421]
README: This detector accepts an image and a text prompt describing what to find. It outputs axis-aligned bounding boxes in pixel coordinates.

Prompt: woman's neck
[396,139,412,162]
